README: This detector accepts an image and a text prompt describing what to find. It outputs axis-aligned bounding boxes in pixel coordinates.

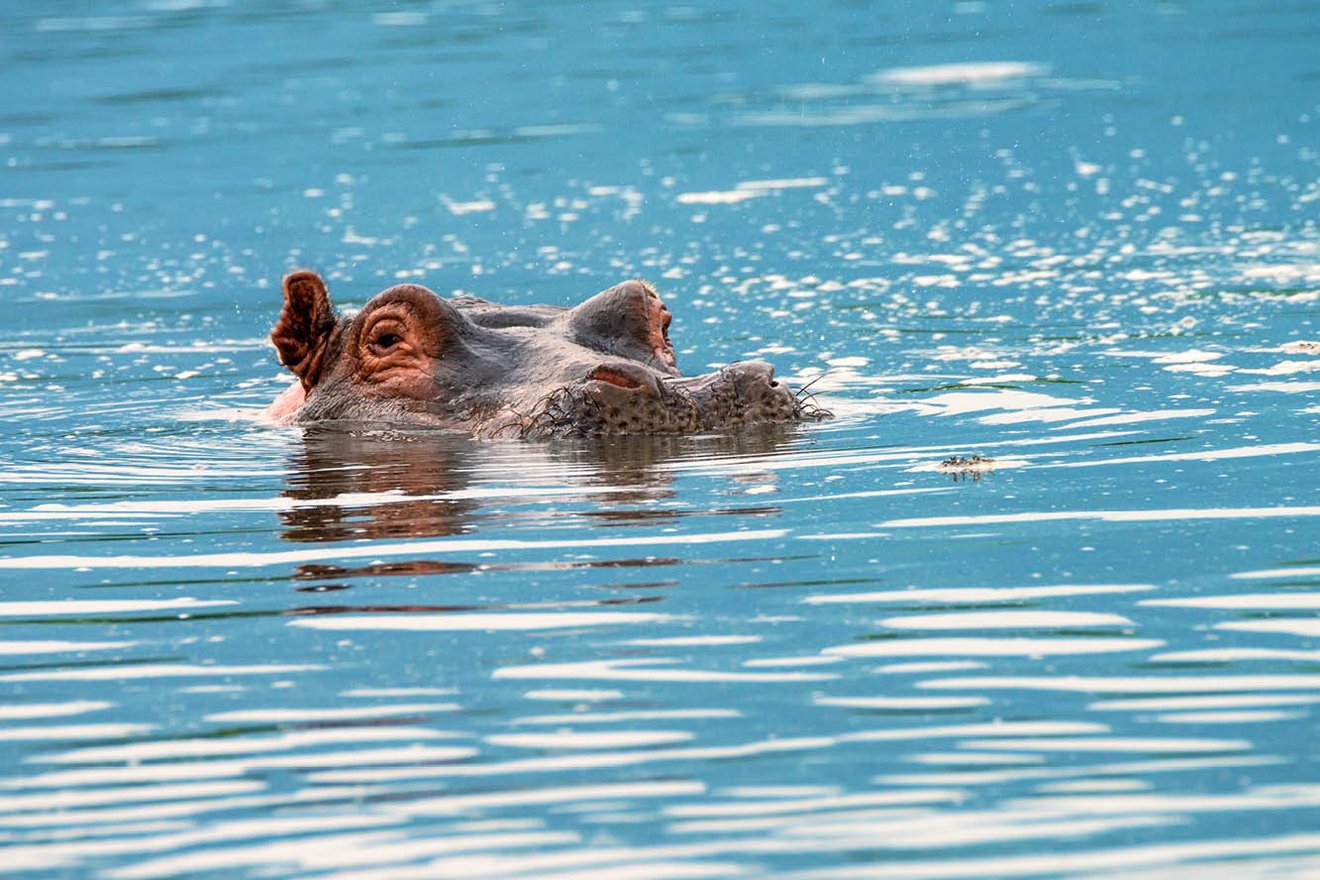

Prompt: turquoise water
[2,1,1319,877]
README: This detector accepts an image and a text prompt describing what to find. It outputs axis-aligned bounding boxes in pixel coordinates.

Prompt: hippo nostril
[588,366,644,390]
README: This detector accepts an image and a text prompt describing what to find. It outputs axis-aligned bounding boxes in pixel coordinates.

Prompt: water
[2,0,1319,876]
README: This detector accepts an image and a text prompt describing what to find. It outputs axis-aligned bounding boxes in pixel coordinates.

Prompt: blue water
[2,1,1319,877]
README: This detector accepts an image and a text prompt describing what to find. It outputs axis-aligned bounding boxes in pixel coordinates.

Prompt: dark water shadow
[277,425,805,588]
[280,429,478,544]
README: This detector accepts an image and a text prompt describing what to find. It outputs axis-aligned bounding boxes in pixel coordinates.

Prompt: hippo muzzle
[267,271,826,438]
[515,360,804,438]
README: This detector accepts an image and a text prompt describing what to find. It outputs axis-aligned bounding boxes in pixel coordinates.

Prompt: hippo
[267,271,826,438]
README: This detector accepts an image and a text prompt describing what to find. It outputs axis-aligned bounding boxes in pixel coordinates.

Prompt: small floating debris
[938,454,996,481]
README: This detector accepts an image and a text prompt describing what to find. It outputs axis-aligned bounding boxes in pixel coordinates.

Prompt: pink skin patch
[588,366,645,390]
[263,381,306,424]
[644,294,676,370]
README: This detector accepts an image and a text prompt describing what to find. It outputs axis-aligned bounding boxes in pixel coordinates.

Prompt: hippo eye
[363,313,411,357]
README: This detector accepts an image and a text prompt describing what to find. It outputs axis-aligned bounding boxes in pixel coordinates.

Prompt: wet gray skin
[270,271,827,438]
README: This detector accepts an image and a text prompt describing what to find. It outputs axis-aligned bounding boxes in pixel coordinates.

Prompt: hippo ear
[272,271,338,390]
[566,280,679,375]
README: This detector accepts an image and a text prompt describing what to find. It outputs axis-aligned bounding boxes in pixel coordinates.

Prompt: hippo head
[269,271,825,438]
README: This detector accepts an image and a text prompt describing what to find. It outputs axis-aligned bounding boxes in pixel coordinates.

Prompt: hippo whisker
[789,372,833,422]
[794,393,832,421]
[659,379,706,428]
[517,385,597,439]
[795,373,828,397]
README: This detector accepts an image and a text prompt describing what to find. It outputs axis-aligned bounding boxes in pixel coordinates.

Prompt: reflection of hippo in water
[266,271,825,437]
[277,427,794,590]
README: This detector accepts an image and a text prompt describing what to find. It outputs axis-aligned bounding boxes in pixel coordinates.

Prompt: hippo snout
[724,360,781,396]
[586,363,662,398]
[677,360,803,430]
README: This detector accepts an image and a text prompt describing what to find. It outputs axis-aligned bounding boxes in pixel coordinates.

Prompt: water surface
[2,1,1319,877]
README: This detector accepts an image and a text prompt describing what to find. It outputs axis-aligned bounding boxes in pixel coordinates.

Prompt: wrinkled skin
[267,271,826,438]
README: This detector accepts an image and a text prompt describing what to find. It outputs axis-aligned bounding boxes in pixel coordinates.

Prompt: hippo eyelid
[362,316,409,353]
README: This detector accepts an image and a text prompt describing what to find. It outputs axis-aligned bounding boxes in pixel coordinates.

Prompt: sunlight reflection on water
[1,0,1318,877]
